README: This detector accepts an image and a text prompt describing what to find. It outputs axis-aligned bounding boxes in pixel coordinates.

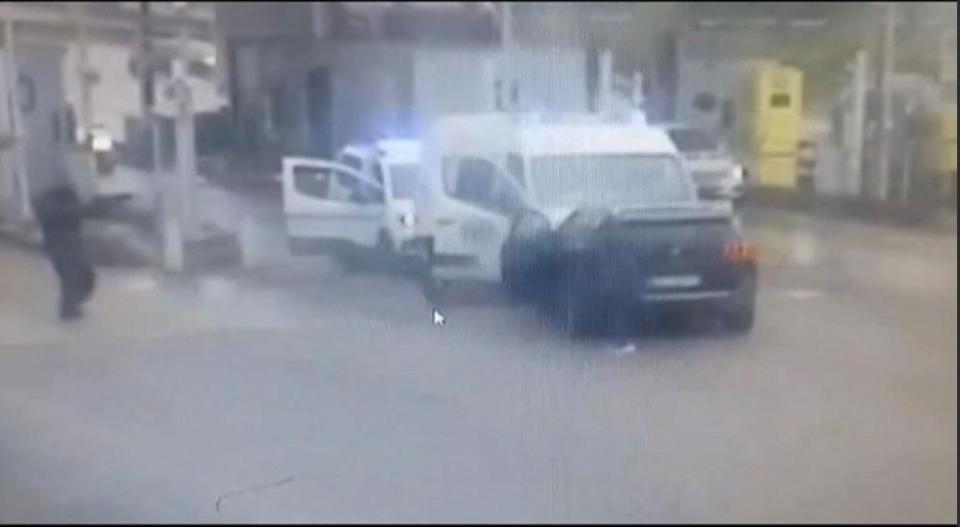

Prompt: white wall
[61,39,227,144]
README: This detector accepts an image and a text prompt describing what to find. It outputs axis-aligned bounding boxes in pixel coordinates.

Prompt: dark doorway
[306,67,333,157]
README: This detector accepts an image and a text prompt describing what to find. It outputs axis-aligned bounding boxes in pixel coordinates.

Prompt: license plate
[648,275,702,289]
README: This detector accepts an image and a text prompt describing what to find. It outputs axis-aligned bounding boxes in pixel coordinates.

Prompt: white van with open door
[336,140,422,255]
[282,157,386,267]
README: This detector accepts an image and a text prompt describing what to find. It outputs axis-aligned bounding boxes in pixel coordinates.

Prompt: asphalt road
[0,208,955,522]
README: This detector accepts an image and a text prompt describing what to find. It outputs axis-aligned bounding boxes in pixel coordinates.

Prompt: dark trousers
[41,223,96,315]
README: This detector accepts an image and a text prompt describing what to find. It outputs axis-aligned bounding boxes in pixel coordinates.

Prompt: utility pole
[173,1,196,239]
[877,1,896,202]
[73,2,93,144]
[850,49,868,198]
[139,1,160,173]
[139,1,180,270]
[598,48,613,114]
[500,1,517,111]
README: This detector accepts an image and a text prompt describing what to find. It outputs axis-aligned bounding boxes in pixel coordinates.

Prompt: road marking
[785,288,826,300]
[123,275,160,292]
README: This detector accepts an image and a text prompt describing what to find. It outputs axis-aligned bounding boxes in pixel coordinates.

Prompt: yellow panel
[939,108,956,142]
[936,108,956,174]
[748,65,804,156]
[753,154,798,189]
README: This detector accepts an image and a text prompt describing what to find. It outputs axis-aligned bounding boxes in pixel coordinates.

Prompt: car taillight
[724,241,757,263]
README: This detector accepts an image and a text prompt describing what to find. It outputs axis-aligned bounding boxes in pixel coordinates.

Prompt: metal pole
[599,49,613,114]
[877,2,896,202]
[74,2,92,143]
[174,3,196,238]
[500,2,515,111]
[851,49,867,198]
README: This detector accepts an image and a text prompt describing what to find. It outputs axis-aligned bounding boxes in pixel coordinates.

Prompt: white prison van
[413,111,687,287]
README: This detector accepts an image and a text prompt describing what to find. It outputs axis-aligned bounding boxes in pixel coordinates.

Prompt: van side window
[490,177,523,215]
[506,153,525,187]
[371,160,384,185]
[451,157,496,207]
[293,166,331,199]
[341,154,364,174]
[330,172,360,202]
[448,157,522,216]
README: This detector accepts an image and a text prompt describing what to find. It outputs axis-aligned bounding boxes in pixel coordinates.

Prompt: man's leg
[47,232,83,320]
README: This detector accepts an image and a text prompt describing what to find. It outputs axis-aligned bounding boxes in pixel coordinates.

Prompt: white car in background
[281,139,423,268]
[661,123,746,201]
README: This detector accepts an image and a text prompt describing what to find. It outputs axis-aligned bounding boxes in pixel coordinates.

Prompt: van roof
[341,140,421,163]
[429,113,678,157]
[375,139,421,162]
[519,123,677,156]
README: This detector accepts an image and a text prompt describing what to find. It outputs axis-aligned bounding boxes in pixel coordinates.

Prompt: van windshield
[389,164,419,199]
[666,128,721,153]
[529,154,694,209]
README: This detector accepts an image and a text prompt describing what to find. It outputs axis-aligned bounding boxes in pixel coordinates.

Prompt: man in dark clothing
[31,183,96,320]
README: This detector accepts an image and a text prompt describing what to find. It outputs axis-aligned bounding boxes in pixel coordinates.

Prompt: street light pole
[877,1,896,202]
[500,2,516,111]
[73,2,93,143]
[173,2,197,240]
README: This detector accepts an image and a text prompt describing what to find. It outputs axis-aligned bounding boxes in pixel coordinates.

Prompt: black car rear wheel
[724,303,755,333]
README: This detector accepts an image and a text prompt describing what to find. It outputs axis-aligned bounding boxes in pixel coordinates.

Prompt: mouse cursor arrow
[432,308,446,327]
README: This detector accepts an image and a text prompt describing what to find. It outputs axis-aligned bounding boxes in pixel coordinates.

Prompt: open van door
[282,157,385,255]
[429,156,525,283]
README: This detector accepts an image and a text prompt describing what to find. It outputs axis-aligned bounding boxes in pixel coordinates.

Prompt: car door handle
[437,217,457,227]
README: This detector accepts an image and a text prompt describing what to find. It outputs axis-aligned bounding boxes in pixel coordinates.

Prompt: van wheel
[501,264,524,303]
[376,230,396,274]
[336,250,361,274]
[422,266,449,304]
[421,242,448,302]
[377,230,394,255]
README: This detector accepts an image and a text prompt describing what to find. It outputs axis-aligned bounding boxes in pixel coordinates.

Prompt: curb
[1,219,157,268]
[741,192,958,234]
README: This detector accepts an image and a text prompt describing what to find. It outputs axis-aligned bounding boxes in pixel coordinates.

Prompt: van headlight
[398,212,416,227]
